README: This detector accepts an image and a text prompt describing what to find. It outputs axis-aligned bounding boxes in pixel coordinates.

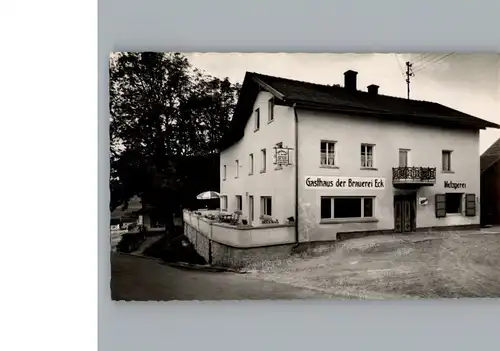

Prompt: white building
[218,70,499,244]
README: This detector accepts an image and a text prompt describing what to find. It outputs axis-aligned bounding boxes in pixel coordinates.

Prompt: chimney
[367,84,379,95]
[344,70,358,91]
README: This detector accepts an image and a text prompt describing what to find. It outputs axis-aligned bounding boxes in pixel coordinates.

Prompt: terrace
[182,209,295,248]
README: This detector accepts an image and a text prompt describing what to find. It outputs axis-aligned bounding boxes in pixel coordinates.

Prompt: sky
[184,53,500,154]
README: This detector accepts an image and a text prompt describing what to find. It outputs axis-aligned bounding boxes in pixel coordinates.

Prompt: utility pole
[405,61,414,99]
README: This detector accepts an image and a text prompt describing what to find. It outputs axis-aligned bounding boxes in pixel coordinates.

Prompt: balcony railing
[392,167,436,186]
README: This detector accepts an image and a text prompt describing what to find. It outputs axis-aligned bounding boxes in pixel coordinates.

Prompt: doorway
[394,194,416,233]
[248,196,254,225]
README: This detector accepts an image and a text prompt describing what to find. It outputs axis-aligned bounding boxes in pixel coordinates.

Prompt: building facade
[218,70,499,244]
[297,108,481,241]
[480,137,500,226]
[220,91,295,226]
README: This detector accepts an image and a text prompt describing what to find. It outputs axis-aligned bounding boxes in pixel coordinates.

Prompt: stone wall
[184,222,294,269]
[184,224,210,262]
[210,241,293,269]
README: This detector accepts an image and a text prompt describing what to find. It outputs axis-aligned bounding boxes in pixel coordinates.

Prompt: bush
[143,234,207,265]
[116,233,146,253]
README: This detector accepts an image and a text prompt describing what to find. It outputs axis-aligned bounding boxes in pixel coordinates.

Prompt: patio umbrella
[196,191,220,200]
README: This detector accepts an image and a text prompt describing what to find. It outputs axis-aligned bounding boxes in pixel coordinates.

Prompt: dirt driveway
[248,230,500,299]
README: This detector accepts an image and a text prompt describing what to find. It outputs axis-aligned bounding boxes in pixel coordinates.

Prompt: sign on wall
[273,147,294,166]
[419,197,428,206]
[305,176,386,189]
[444,181,466,189]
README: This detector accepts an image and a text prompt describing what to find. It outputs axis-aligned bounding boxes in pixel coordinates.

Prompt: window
[249,196,254,221]
[399,149,410,167]
[363,198,374,217]
[261,148,267,172]
[361,144,374,168]
[235,160,239,178]
[320,197,374,219]
[442,150,452,172]
[235,195,242,211]
[320,140,336,166]
[268,98,274,122]
[436,193,476,218]
[221,196,228,211]
[254,108,260,131]
[249,154,254,175]
[223,165,227,180]
[320,198,332,219]
[260,196,272,216]
[445,193,462,214]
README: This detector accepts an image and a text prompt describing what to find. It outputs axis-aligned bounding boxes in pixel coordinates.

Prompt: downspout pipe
[293,104,300,248]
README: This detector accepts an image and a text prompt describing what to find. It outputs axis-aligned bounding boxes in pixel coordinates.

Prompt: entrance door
[248,196,254,224]
[394,194,416,233]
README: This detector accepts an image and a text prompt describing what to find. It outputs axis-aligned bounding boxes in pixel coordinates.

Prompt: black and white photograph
[109,52,500,301]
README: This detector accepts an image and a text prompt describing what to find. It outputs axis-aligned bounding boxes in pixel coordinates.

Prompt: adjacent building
[480,137,500,226]
[219,70,499,243]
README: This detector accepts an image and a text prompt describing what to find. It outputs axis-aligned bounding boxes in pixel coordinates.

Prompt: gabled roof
[481,137,500,174]
[220,71,500,151]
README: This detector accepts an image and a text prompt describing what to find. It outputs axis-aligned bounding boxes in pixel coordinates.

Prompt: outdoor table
[219,213,233,222]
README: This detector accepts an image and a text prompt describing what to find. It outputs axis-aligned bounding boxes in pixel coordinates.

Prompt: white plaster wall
[220,91,295,225]
[182,211,295,248]
[211,224,295,248]
[297,109,481,241]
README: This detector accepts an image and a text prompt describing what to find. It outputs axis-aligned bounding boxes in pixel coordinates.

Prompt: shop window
[435,193,475,218]
[363,197,374,217]
[320,197,332,219]
[320,197,374,219]
[445,193,462,214]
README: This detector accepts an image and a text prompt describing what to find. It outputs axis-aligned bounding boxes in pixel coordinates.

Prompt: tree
[109,52,240,233]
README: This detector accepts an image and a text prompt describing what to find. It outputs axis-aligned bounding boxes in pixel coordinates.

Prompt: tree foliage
[109,52,241,219]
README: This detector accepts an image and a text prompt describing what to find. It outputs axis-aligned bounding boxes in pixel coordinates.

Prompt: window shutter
[435,194,446,218]
[465,193,476,217]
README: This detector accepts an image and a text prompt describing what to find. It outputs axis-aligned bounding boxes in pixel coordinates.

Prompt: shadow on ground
[141,234,207,265]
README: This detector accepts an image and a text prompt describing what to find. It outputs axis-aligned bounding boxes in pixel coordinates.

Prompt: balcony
[392,167,436,188]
